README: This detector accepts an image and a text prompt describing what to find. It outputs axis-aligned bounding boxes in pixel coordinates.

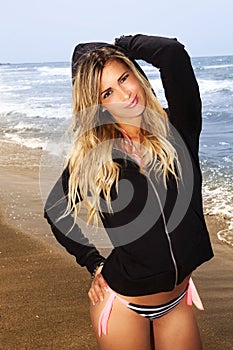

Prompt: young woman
[44,34,214,349]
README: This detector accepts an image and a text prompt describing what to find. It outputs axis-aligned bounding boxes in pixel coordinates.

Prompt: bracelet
[91,262,105,280]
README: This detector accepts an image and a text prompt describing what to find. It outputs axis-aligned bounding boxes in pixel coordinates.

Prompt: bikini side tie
[98,278,204,336]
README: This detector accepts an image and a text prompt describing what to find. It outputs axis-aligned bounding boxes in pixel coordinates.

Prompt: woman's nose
[118,86,131,100]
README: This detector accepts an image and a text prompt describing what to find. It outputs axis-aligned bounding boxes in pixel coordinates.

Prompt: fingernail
[104,287,109,292]
[92,301,95,306]
[100,297,104,302]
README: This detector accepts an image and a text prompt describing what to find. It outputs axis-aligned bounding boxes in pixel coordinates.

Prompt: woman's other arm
[44,165,105,275]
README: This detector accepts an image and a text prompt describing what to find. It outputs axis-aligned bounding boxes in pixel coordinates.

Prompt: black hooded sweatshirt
[44,34,214,296]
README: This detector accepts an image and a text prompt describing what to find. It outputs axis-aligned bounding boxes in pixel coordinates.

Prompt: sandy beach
[0,140,232,350]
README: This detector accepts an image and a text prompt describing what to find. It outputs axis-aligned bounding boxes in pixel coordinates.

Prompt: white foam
[5,121,42,133]
[223,156,232,163]
[149,76,233,100]
[4,133,46,149]
[219,142,230,146]
[217,229,233,247]
[202,180,233,248]
[37,66,71,77]
[198,79,233,94]
[203,64,233,70]
[0,101,71,120]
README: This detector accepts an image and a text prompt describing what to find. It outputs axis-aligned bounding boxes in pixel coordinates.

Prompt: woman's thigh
[90,292,152,350]
[152,298,202,350]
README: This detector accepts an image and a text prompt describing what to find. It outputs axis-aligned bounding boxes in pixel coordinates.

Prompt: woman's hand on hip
[88,266,109,305]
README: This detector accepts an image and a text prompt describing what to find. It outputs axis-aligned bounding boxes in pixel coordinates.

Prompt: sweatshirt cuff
[85,253,106,275]
[114,35,133,51]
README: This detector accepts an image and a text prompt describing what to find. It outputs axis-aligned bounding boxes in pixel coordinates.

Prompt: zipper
[112,142,179,288]
[145,171,178,288]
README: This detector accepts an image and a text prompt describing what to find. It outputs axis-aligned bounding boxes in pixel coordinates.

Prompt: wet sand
[0,140,232,349]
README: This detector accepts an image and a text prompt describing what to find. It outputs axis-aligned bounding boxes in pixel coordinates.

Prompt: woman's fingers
[92,278,105,303]
[88,273,109,305]
[88,288,100,305]
[97,273,109,291]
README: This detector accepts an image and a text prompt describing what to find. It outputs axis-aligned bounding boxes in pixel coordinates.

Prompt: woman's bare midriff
[117,274,191,306]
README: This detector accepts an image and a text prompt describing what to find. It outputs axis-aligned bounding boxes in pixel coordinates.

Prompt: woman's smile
[125,95,139,109]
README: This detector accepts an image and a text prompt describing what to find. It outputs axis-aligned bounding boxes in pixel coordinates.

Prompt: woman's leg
[152,297,202,350]
[90,290,152,350]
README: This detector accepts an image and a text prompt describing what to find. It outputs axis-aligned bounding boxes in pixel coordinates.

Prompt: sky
[1,0,232,63]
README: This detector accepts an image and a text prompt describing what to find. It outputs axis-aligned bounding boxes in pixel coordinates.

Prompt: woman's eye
[120,73,129,84]
[103,89,112,99]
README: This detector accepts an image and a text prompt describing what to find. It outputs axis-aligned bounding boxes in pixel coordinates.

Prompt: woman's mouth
[125,95,138,109]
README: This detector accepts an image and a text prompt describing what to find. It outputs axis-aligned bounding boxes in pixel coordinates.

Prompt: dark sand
[0,141,232,349]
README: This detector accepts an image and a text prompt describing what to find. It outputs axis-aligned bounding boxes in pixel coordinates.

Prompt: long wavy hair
[65,46,181,226]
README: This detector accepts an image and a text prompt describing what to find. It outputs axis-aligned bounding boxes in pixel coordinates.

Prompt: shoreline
[0,140,233,349]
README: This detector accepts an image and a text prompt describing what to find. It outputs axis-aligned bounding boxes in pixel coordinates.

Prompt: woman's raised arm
[115,34,202,156]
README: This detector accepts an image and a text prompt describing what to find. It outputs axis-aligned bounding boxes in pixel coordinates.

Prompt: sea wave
[198,79,233,94]
[0,102,71,120]
[135,66,233,95]
[37,66,71,77]
[202,183,233,248]
[3,121,42,133]
[201,153,233,248]
[217,229,233,247]
[3,133,47,149]
[196,63,233,70]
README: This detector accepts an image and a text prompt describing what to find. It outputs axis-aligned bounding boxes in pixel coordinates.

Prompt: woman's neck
[118,123,141,142]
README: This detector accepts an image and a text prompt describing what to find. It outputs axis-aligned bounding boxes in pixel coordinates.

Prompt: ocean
[0,55,232,247]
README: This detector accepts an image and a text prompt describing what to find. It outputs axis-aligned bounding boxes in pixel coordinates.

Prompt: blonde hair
[65,46,180,226]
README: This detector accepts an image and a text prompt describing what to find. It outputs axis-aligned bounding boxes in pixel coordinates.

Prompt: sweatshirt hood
[71,42,150,84]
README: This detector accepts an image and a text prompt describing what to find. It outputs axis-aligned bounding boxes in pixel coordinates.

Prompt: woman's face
[100,60,146,123]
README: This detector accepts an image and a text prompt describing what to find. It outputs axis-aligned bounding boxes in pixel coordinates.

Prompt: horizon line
[1,53,233,65]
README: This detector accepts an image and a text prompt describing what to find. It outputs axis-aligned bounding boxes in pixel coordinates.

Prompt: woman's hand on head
[88,266,109,305]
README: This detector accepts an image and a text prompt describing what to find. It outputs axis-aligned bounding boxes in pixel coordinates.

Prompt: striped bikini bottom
[127,286,187,321]
[98,278,204,336]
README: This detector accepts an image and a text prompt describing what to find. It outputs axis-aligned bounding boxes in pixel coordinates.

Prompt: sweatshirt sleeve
[44,165,106,275]
[115,34,202,157]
